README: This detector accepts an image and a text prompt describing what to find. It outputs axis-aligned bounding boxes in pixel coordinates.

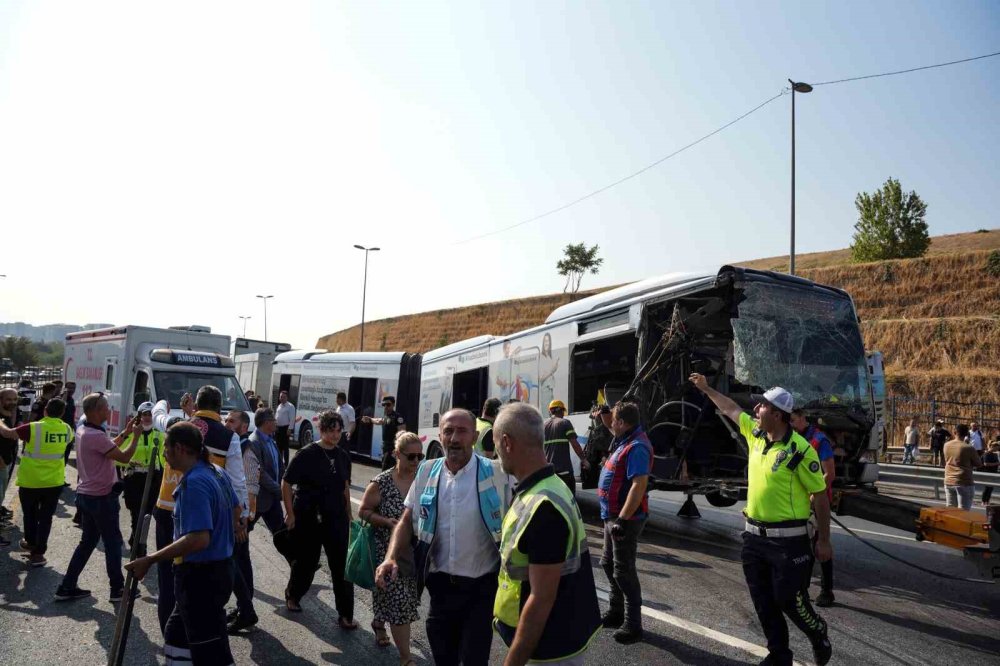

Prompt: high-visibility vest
[115,429,164,470]
[16,417,74,489]
[157,412,231,511]
[493,472,601,661]
[475,418,493,454]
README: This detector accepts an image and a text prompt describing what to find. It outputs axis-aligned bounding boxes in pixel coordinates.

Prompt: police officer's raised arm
[689,373,743,423]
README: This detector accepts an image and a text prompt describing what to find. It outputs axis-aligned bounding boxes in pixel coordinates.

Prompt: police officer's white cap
[753,387,794,414]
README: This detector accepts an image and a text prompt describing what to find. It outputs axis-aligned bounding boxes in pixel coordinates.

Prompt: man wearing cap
[364,396,406,471]
[543,400,589,499]
[690,374,833,666]
[119,402,165,550]
[928,420,952,468]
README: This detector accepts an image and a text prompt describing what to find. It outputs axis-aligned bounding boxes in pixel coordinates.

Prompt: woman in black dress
[281,410,358,629]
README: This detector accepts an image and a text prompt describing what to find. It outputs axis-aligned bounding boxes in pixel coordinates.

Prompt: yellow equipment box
[915,507,990,550]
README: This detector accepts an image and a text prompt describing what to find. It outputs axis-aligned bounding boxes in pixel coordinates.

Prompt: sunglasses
[402,452,425,462]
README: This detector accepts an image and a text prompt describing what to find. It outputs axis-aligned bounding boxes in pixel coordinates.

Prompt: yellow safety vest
[475,418,493,454]
[493,472,600,661]
[115,429,164,470]
[17,417,74,489]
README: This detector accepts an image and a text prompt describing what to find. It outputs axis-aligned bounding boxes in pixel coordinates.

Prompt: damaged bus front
[628,266,879,505]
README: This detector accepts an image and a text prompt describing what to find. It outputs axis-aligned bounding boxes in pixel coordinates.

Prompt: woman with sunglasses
[359,431,423,665]
[281,410,357,630]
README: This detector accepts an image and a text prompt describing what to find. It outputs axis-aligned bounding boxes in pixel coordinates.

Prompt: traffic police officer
[690,374,833,666]
[117,402,164,550]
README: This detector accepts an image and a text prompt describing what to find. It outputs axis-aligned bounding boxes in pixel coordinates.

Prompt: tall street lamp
[788,79,812,276]
[353,245,380,352]
[238,315,252,338]
[255,295,273,341]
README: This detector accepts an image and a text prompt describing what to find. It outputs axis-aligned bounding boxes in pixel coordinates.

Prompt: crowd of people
[901,417,999,509]
[0,371,881,666]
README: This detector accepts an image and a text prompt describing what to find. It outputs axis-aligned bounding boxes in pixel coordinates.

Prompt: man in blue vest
[376,408,512,666]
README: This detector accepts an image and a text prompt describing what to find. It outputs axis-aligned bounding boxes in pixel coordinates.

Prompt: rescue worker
[0,398,75,567]
[690,374,833,666]
[376,408,512,666]
[363,396,407,471]
[125,421,242,666]
[543,400,589,499]
[492,402,601,665]
[119,402,165,550]
[475,397,502,459]
[790,408,836,608]
[581,404,613,489]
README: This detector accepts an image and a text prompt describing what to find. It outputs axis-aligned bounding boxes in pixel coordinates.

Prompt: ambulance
[64,325,251,435]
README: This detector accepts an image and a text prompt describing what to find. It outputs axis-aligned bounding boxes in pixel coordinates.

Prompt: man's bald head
[441,408,476,429]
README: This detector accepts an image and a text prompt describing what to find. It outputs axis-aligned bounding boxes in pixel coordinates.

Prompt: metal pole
[360,250,369,352]
[263,299,268,342]
[790,80,796,276]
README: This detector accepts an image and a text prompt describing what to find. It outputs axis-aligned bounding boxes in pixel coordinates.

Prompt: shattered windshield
[731,281,872,415]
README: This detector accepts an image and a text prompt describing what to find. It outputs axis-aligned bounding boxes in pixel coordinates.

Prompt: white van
[64,325,251,435]
[270,351,422,459]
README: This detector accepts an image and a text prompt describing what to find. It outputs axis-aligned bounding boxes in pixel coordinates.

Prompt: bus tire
[297,422,313,449]
[427,441,443,459]
[706,491,738,508]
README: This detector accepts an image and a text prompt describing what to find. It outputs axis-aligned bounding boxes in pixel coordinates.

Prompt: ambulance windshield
[154,372,250,413]
[731,281,872,416]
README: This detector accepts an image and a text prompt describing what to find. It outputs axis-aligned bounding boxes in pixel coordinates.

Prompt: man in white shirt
[335,392,356,447]
[376,409,512,666]
[274,391,296,468]
[969,422,985,453]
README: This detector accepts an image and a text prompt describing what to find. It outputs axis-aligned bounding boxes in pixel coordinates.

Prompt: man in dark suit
[247,409,284,535]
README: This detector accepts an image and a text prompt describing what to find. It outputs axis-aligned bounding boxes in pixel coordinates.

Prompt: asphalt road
[1,457,998,665]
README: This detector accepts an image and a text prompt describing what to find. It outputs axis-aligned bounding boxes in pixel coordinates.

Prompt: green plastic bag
[345,518,377,590]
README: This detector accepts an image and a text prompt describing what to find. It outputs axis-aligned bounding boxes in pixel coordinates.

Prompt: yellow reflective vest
[493,471,601,661]
[475,418,493,455]
[115,429,165,470]
[17,417,75,489]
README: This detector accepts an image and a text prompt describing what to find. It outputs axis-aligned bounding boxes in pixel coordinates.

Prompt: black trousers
[164,559,234,666]
[276,426,291,468]
[285,513,354,620]
[555,471,576,500]
[19,485,63,555]
[232,538,256,618]
[123,470,161,543]
[255,501,284,535]
[381,449,395,471]
[154,507,175,634]
[425,571,498,666]
[741,532,828,665]
[601,518,645,630]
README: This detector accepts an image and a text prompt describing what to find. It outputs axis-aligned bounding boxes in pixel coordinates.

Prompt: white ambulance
[64,325,251,435]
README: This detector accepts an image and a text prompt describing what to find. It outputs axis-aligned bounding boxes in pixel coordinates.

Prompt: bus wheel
[427,442,443,459]
[297,423,313,449]
[706,491,737,508]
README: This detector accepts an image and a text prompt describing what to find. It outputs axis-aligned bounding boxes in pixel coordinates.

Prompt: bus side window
[133,371,151,409]
[105,364,115,391]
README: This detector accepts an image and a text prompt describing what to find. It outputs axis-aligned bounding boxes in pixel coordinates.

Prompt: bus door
[452,366,488,413]
[349,377,378,457]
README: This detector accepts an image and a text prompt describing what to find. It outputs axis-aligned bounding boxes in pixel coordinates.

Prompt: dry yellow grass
[318,229,999,407]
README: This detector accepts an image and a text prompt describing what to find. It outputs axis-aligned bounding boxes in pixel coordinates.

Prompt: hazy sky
[0,1,997,349]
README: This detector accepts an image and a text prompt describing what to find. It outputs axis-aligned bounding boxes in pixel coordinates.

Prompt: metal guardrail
[878,463,1000,501]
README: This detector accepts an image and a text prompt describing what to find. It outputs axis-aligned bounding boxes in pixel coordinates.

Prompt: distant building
[0,322,114,344]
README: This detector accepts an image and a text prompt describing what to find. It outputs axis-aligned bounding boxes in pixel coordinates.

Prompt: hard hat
[137,401,155,414]
[548,400,567,412]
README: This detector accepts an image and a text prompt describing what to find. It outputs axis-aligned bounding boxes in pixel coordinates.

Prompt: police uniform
[117,428,164,546]
[379,406,406,471]
[737,412,830,666]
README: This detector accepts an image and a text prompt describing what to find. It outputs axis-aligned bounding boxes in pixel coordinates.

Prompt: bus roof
[544,271,714,325]
[421,335,494,363]
[274,350,408,364]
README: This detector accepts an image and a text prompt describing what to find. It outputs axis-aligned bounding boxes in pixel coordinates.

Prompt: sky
[0,1,997,349]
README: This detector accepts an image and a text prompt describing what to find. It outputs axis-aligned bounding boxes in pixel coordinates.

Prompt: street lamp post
[255,295,273,341]
[238,315,252,338]
[353,245,380,352]
[788,79,812,276]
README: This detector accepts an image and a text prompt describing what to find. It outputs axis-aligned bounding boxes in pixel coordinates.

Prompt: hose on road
[830,515,996,585]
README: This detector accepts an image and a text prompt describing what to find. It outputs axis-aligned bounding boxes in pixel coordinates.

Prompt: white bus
[418,266,882,502]
[270,351,422,459]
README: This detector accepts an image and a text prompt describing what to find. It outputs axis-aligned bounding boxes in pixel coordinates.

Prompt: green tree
[850,177,930,262]
[1,336,39,371]
[36,341,65,367]
[556,243,604,294]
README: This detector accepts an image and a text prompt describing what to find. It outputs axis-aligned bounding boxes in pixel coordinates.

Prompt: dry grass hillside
[318,229,1000,410]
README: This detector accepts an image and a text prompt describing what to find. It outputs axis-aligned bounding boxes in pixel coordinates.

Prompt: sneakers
[601,610,624,628]
[226,608,240,623]
[815,589,835,607]
[110,587,140,603]
[55,586,91,601]
[227,613,259,634]
[613,626,644,644]
[812,637,833,666]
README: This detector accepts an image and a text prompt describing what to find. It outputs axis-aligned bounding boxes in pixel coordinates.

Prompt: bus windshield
[731,281,872,415]
[153,371,250,413]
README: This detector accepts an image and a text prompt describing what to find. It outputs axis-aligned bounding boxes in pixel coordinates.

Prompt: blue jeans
[902,444,917,463]
[61,491,125,591]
